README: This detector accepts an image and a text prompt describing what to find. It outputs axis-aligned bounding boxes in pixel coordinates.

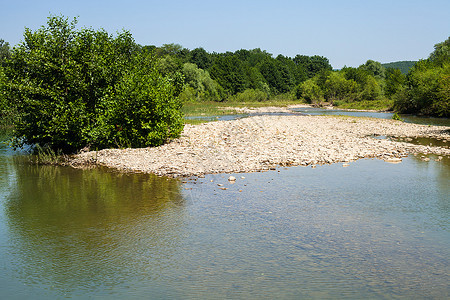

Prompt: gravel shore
[70,115,450,177]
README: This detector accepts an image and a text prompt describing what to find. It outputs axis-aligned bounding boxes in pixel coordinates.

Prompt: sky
[2,0,449,68]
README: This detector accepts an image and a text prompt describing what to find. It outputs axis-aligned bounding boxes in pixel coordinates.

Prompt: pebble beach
[69,114,450,177]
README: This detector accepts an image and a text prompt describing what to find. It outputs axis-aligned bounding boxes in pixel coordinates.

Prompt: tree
[429,36,450,65]
[188,47,212,70]
[381,61,417,74]
[0,39,11,64]
[394,37,450,117]
[298,78,324,104]
[180,63,223,101]
[360,60,386,79]
[3,15,184,151]
[293,54,332,78]
[209,55,248,95]
[385,68,406,97]
[324,72,357,103]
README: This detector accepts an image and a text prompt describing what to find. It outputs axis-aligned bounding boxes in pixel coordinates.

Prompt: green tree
[385,68,406,97]
[3,15,183,151]
[188,47,212,70]
[209,55,248,95]
[324,72,357,103]
[381,61,417,74]
[360,60,386,79]
[0,39,11,64]
[394,37,450,117]
[429,37,450,65]
[298,78,324,104]
[180,62,223,101]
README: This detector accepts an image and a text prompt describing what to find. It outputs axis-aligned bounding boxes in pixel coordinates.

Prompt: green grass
[333,99,394,111]
[182,100,306,125]
[182,100,304,117]
[181,101,235,117]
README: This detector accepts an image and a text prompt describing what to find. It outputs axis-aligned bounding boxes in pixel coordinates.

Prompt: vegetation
[0,16,448,155]
[1,16,184,152]
[382,61,417,74]
[393,37,450,117]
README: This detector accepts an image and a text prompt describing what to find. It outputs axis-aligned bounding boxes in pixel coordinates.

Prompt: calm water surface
[0,128,449,299]
[292,107,450,126]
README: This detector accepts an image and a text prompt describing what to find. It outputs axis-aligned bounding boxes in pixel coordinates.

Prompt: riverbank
[69,115,450,177]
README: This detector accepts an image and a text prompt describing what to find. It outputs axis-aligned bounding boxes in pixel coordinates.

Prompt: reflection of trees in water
[408,155,450,222]
[5,161,185,293]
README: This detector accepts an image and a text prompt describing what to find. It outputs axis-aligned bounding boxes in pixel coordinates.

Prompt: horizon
[2,0,449,69]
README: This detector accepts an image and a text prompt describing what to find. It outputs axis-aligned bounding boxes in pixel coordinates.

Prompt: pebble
[70,115,450,177]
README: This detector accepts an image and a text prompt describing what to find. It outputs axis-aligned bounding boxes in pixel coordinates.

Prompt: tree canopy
[1,16,184,152]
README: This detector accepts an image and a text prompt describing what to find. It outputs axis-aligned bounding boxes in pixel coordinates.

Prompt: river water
[0,113,449,299]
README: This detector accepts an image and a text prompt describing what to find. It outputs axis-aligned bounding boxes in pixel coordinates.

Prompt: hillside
[382,61,417,74]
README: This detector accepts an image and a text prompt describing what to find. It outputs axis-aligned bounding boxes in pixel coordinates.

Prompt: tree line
[0,15,448,153]
[144,37,449,117]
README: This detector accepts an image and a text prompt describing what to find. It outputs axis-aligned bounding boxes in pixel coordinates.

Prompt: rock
[384,157,402,164]
[228,176,236,182]
[68,114,450,177]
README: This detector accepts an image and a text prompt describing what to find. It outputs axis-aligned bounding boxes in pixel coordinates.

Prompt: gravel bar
[70,115,450,177]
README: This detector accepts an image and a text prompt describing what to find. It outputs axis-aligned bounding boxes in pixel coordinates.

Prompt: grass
[182,100,305,125]
[31,145,69,165]
[333,99,394,111]
[182,100,304,117]
[182,101,235,117]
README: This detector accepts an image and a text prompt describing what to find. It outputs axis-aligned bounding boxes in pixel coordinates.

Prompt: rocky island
[70,115,450,177]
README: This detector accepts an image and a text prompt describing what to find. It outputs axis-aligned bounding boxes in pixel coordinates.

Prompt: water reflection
[0,134,449,298]
[4,161,185,296]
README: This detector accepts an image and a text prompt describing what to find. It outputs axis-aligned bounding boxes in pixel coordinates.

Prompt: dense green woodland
[381,61,417,74]
[0,16,448,152]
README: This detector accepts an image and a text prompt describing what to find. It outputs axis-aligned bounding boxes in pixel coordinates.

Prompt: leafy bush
[228,89,268,102]
[3,15,184,152]
[394,37,450,117]
[298,79,324,104]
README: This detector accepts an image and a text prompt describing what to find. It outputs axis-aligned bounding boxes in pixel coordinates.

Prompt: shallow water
[0,133,449,299]
[292,107,450,126]
[185,106,450,127]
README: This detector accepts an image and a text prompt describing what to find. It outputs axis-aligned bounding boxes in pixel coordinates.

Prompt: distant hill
[382,61,417,74]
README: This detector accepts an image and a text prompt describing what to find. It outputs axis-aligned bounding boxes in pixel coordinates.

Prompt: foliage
[392,112,403,121]
[385,68,406,97]
[188,47,212,70]
[381,61,417,74]
[180,63,223,101]
[3,15,183,152]
[323,72,357,103]
[209,55,248,95]
[0,39,11,64]
[394,37,450,117]
[360,60,386,79]
[298,78,324,104]
[228,89,268,102]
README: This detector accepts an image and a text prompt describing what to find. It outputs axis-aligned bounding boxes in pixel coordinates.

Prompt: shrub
[3,15,184,152]
[228,89,268,102]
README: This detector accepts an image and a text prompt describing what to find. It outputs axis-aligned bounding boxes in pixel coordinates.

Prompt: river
[0,113,449,299]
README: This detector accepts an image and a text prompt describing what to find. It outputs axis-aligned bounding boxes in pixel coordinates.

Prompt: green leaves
[3,15,184,152]
[393,37,450,117]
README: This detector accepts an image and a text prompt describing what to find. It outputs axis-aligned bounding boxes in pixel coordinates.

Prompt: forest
[147,39,448,117]
[0,16,448,152]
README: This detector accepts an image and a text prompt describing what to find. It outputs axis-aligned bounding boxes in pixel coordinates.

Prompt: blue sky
[2,0,449,68]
